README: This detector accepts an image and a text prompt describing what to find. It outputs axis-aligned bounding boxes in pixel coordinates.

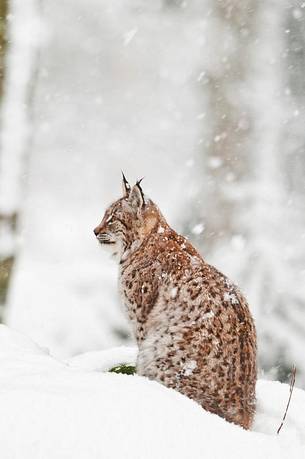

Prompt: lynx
[94,175,257,429]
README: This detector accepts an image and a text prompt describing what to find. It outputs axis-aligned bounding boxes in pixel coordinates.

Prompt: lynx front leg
[121,261,161,343]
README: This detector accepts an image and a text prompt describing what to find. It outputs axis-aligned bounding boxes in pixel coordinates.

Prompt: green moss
[109,364,136,375]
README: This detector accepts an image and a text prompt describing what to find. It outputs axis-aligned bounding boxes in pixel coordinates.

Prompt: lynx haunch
[94,175,257,429]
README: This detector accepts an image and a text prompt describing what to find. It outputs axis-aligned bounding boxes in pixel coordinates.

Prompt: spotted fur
[94,177,257,429]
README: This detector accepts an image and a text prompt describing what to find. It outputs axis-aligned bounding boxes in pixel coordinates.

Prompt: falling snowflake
[191,223,205,235]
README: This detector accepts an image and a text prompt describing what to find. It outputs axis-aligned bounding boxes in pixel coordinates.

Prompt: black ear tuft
[136,178,145,205]
[121,171,131,196]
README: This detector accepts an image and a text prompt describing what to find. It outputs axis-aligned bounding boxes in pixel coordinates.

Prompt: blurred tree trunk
[263,1,305,383]
[0,0,10,314]
[0,0,7,95]
[183,1,305,384]
[185,0,257,250]
[235,0,305,386]
[0,0,40,319]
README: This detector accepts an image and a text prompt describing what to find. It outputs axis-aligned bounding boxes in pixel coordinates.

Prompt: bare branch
[277,366,296,435]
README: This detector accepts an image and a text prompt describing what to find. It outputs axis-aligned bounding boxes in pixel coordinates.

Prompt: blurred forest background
[0,0,305,387]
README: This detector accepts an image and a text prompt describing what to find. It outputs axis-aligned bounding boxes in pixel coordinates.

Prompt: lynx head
[94,174,163,261]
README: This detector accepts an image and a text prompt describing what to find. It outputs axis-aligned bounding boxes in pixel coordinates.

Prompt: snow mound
[66,345,138,372]
[0,325,304,459]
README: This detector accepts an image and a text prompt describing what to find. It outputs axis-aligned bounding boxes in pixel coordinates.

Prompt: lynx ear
[121,171,131,197]
[128,179,145,211]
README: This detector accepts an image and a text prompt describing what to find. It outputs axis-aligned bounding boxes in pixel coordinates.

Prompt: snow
[0,325,304,459]
[123,27,138,46]
[181,359,197,376]
[223,292,239,305]
[67,346,138,372]
[202,310,215,320]
[191,222,205,235]
[170,287,178,299]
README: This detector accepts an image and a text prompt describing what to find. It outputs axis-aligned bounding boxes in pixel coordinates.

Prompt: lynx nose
[93,227,100,236]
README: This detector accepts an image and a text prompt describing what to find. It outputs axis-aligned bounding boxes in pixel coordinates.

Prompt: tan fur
[94,180,257,429]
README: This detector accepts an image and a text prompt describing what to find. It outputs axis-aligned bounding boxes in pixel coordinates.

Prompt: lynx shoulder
[94,175,257,429]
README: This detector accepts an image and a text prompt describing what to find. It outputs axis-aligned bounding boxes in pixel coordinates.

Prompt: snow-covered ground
[0,324,304,459]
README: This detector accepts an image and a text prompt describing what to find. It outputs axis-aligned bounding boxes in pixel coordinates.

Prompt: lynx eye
[106,215,113,224]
